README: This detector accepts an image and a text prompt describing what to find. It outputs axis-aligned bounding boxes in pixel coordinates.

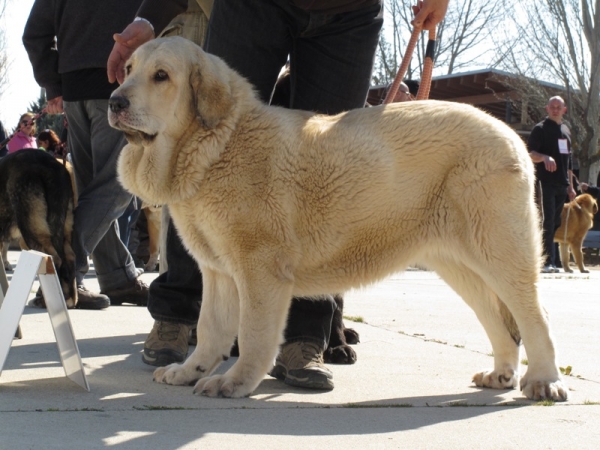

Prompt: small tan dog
[108,37,567,401]
[141,202,161,272]
[554,193,598,273]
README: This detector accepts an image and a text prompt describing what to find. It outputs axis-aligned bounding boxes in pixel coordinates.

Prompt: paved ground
[1,250,599,449]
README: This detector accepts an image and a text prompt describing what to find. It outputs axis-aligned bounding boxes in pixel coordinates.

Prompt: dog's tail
[9,159,77,303]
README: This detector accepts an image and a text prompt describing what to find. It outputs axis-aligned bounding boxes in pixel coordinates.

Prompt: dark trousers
[540,182,568,266]
[148,0,383,348]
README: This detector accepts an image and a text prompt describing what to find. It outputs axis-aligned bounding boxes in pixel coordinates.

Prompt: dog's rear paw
[324,344,357,364]
[193,374,251,398]
[343,328,360,345]
[153,363,200,386]
[520,377,568,401]
[472,368,518,390]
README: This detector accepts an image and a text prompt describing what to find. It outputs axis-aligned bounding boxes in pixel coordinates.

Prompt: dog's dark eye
[154,70,169,82]
[125,64,132,76]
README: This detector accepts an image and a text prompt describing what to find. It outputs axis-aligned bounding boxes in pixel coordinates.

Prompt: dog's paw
[144,257,159,272]
[193,374,251,398]
[153,363,200,386]
[520,376,568,401]
[343,327,360,345]
[324,344,357,364]
[4,262,12,272]
[581,269,589,274]
[472,368,518,390]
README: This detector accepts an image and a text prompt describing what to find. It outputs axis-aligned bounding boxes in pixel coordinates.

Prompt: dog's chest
[168,202,229,270]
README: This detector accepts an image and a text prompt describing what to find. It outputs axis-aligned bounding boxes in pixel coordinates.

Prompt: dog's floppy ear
[190,54,234,129]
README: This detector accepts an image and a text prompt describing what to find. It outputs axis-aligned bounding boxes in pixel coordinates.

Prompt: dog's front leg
[193,272,294,398]
[153,269,239,387]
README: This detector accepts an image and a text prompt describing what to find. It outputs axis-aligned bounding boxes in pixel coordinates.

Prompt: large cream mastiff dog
[109,37,567,401]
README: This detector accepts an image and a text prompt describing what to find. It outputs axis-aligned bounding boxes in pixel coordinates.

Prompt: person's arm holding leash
[107,0,187,84]
[567,153,576,201]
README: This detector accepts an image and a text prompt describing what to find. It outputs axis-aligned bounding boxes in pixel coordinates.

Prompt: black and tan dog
[0,149,77,307]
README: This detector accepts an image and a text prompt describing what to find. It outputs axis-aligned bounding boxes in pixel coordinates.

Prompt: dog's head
[108,37,258,204]
[109,36,243,145]
[576,193,599,214]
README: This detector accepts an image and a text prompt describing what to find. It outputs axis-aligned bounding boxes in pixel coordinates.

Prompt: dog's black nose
[109,96,130,113]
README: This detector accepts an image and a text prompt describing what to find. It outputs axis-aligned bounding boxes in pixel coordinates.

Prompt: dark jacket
[22,0,186,101]
[527,117,573,186]
[136,0,380,30]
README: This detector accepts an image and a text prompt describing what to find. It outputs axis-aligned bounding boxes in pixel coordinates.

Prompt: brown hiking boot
[269,341,334,390]
[102,278,149,306]
[142,321,191,367]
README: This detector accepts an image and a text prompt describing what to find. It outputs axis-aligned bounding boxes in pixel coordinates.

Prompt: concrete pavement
[1,250,599,449]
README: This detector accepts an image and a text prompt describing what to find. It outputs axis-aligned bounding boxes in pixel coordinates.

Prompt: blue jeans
[540,182,568,266]
[148,0,382,347]
[64,99,138,291]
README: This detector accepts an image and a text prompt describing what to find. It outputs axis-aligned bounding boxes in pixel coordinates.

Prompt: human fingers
[411,0,450,31]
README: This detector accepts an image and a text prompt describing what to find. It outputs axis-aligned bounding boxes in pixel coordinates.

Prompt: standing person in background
[108,0,450,389]
[21,0,173,309]
[528,96,576,274]
[7,113,38,153]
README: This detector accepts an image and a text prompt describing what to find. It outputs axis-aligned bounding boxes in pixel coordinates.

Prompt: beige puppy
[109,37,567,401]
[554,193,598,273]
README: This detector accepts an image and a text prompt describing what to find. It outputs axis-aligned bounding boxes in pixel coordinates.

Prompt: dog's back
[0,149,77,306]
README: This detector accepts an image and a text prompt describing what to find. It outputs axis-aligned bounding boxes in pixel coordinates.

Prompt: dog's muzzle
[109,96,130,113]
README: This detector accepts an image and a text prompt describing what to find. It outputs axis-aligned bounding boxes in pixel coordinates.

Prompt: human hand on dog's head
[108,20,155,85]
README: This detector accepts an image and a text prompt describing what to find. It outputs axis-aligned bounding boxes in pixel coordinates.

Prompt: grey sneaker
[142,321,191,367]
[269,341,334,390]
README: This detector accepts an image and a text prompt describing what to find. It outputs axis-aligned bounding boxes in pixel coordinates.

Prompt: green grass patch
[343,315,364,323]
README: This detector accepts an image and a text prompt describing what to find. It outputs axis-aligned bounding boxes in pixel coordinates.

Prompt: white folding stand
[0,250,89,391]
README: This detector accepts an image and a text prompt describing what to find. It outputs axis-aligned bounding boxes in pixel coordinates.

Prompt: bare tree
[0,0,8,102]
[373,0,511,85]
[498,0,600,183]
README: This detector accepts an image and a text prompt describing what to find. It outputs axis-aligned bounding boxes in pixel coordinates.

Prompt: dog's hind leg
[444,233,566,400]
[558,242,573,273]
[193,271,294,398]
[568,239,588,273]
[154,268,240,388]
[0,240,11,272]
[14,192,62,268]
[429,261,521,390]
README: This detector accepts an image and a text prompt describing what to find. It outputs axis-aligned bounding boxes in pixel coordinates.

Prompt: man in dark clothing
[21,0,178,307]
[528,96,576,273]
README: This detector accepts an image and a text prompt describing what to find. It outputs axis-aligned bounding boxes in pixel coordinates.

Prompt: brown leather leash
[383,26,437,104]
